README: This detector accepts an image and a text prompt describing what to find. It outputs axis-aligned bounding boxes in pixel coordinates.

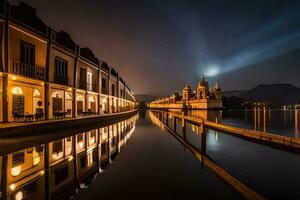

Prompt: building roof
[10,2,48,36]
[80,47,99,66]
[111,68,118,78]
[100,62,110,72]
[54,30,77,52]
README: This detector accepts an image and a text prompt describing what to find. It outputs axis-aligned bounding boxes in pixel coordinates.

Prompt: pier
[151,109,300,153]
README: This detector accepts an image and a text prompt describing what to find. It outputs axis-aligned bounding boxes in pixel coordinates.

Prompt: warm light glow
[87,153,93,167]
[52,152,63,160]
[11,87,23,95]
[88,96,95,102]
[15,191,23,200]
[68,156,73,161]
[33,155,40,166]
[33,89,41,97]
[9,183,16,191]
[79,141,84,149]
[40,170,45,175]
[11,165,22,176]
[11,75,17,81]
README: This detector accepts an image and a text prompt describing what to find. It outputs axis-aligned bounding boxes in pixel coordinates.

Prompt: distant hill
[240,84,300,105]
[222,90,247,97]
[135,94,159,103]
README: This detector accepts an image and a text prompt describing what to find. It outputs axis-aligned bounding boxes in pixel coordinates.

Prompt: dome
[198,74,208,87]
[184,84,191,90]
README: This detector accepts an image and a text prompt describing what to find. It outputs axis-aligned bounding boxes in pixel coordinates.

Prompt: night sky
[11,0,300,96]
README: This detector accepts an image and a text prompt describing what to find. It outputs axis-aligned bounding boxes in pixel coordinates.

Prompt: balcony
[87,83,98,92]
[11,60,45,81]
[54,74,70,86]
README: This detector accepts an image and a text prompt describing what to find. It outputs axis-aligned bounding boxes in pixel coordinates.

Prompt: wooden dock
[152,109,300,153]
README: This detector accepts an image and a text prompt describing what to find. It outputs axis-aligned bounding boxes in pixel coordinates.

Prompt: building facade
[0,1,136,123]
[149,75,223,110]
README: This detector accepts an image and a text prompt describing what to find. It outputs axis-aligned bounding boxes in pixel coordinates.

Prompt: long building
[0,1,136,123]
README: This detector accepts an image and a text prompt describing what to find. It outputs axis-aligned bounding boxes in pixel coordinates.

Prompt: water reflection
[151,109,300,199]
[0,115,138,200]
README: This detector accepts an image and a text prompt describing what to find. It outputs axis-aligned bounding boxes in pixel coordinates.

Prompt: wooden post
[182,119,186,140]
[166,113,169,127]
[173,117,177,132]
[201,127,207,155]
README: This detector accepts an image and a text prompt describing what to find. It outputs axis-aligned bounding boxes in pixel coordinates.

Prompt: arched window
[11,87,23,95]
[33,89,41,97]
[65,92,72,100]
[88,96,95,102]
[76,95,84,101]
[51,91,63,98]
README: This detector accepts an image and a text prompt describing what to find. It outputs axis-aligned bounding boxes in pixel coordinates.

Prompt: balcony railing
[87,83,98,92]
[11,60,45,81]
[54,74,70,86]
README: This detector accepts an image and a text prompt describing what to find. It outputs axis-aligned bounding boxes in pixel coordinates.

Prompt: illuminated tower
[197,74,209,99]
[182,84,191,100]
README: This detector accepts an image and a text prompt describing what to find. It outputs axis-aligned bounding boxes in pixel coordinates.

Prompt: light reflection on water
[0,115,138,200]
[163,109,300,199]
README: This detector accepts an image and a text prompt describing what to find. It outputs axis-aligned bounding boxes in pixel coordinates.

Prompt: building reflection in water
[0,115,138,200]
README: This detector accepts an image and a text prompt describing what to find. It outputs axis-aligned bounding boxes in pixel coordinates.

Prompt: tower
[182,84,191,100]
[197,74,209,99]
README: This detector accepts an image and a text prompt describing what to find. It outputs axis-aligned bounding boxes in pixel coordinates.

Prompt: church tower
[197,74,209,99]
[182,84,191,100]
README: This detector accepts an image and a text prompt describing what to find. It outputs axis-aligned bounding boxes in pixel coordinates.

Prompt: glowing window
[88,96,95,102]
[65,92,72,100]
[33,89,41,97]
[51,91,62,98]
[11,87,23,95]
[77,95,84,101]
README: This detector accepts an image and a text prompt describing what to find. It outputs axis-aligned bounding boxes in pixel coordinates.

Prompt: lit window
[33,89,41,97]
[11,87,23,95]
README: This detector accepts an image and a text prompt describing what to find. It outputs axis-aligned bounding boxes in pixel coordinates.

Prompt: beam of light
[222,30,300,74]
[205,65,219,77]
[196,9,300,77]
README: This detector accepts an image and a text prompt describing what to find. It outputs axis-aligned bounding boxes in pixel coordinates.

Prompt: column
[2,2,10,123]
[44,29,52,120]
[107,70,110,114]
[72,45,79,118]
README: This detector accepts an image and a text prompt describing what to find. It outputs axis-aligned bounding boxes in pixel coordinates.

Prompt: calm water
[2,109,299,199]
[167,109,300,199]
[0,111,241,200]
